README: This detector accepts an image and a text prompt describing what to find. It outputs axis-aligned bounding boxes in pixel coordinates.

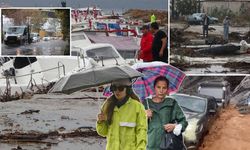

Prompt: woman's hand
[145,109,153,119]
[163,123,176,132]
[97,112,106,123]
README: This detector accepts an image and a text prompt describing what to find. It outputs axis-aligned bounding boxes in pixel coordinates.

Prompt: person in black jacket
[150,22,168,63]
[203,14,210,38]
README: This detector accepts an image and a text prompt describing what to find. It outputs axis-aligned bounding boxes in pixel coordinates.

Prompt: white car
[31,33,40,43]
[43,36,51,41]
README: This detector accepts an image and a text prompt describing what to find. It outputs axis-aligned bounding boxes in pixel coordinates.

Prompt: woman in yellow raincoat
[96,79,147,150]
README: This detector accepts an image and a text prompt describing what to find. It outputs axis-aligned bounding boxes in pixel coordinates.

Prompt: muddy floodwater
[0,137,106,150]
[171,53,250,74]
[0,92,107,150]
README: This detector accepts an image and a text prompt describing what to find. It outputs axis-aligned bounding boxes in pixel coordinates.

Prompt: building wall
[201,1,250,13]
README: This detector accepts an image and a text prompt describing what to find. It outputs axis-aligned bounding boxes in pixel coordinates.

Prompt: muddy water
[1,40,68,55]
[0,92,106,149]
[171,54,250,74]
[0,137,106,150]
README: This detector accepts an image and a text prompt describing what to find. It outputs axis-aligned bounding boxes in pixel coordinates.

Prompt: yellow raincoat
[96,97,147,150]
[150,14,156,23]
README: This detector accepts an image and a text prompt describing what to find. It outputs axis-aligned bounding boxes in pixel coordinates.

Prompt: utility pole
[172,0,175,18]
[27,17,32,44]
[198,0,201,13]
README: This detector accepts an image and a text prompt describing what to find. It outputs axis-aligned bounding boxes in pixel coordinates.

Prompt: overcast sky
[1,0,168,10]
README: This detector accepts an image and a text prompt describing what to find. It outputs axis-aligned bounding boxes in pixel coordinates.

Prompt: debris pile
[231,76,250,114]
[123,9,167,24]
[0,82,55,102]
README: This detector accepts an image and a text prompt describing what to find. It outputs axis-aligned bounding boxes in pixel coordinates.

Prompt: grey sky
[1,0,168,10]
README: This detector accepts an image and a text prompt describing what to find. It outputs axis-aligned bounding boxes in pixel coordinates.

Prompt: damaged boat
[0,43,128,99]
[195,40,250,55]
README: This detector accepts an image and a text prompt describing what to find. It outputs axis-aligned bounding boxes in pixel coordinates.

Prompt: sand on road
[199,105,250,150]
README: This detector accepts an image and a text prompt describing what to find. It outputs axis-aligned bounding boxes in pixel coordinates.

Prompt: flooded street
[0,92,106,150]
[0,137,106,150]
[2,40,68,55]
[171,54,250,74]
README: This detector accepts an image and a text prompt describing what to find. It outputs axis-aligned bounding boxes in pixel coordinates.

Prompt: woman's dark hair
[151,22,159,30]
[105,86,140,125]
[154,76,169,88]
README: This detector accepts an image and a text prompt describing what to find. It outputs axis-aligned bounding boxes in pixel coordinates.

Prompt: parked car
[43,36,51,41]
[198,81,231,108]
[187,13,218,25]
[171,93,218,150]
[31,32,40,43]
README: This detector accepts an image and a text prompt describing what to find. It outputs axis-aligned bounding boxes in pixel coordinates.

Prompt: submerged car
[43,36,51,41]
[187,13,218,25]
[171,93,218,150]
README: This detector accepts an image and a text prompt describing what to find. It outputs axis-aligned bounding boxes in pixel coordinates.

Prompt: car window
[172,95,206,113]
[199,87,223,99]
[14,57,37,69]
[7,27,25,34]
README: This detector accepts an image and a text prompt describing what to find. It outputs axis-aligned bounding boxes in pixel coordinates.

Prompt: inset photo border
[1,7,71,56]
[170,1,250,74]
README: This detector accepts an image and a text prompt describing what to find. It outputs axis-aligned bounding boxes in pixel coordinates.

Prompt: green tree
[2,9,45,26]
[55,9,70,54]
[55,9,70,40]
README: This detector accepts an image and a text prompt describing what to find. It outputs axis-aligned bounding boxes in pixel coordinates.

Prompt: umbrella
[49,65,143,94]
[131,61,186,101]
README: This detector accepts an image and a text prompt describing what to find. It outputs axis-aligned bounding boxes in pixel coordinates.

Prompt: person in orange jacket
[138,25,153,62]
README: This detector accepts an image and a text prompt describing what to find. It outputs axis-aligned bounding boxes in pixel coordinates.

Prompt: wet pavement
[1,40,69,55]
[0,91,106,150]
